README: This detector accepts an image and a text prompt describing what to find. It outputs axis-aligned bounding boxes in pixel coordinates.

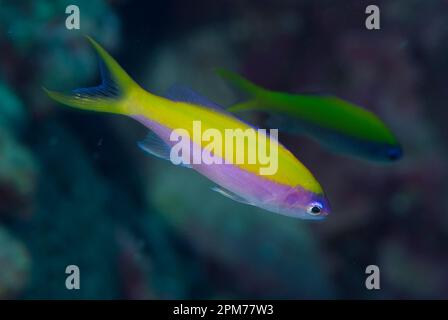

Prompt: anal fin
[211,186,252,205]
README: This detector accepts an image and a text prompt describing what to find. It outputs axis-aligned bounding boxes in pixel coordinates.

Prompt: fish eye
[307,202,323,216]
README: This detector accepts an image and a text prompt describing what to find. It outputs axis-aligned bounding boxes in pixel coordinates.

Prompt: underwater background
[1,0,448,299]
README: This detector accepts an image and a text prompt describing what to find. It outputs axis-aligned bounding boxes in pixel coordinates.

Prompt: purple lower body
[131,115,328,219]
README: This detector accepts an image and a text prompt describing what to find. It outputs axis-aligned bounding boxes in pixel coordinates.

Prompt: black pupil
[311,206,321,214]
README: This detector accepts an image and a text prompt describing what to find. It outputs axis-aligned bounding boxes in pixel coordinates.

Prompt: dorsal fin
[164,84,279,142]
[165,84,272,129]
[164,84,231,115]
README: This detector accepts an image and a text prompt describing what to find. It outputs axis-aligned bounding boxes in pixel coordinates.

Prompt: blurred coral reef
[0,0,447,299]
[0,225,31,298]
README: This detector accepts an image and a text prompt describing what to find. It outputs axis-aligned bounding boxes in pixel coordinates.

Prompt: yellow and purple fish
[44,37,330,220]
[217,69,402,162]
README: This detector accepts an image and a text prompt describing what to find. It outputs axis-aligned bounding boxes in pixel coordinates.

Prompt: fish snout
[280,188,331,220]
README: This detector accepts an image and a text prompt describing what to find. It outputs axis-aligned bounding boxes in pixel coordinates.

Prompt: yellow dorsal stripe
[126,89,323,194]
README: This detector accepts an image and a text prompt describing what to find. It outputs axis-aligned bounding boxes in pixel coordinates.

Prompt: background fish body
[218,69,402,162]
[44,38,330,220]
[266,109,402,162]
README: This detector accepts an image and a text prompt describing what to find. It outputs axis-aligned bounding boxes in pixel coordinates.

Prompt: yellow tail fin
[44,36,139,115]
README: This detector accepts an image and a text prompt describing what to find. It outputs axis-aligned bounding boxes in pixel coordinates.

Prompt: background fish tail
[216,68,263,96]
[216,69,272,112]
[226,99,262,112]
[44,37,139,115]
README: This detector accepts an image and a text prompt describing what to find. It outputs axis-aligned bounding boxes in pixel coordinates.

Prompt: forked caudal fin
[44,36,139,115]
[215,68,266,113]
[215,68,263,96]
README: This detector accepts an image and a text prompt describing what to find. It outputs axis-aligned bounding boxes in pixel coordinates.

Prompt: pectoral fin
[138,131,191,168]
